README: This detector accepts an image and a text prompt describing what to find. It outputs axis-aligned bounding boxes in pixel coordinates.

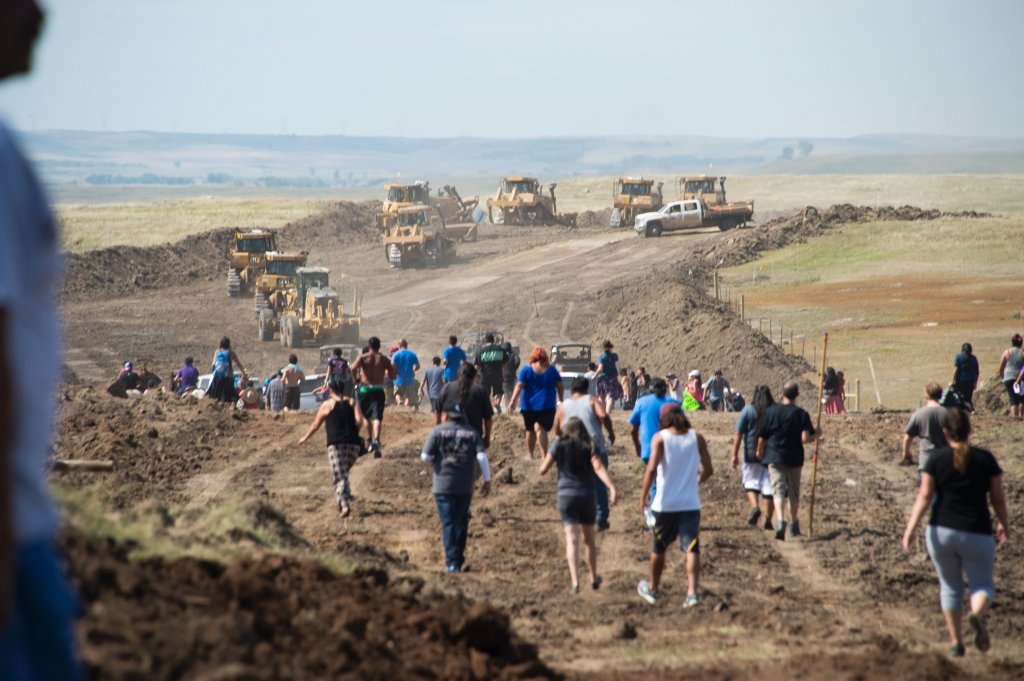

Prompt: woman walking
[997,334,1024,420]
[823,367,846,414]
[952,343,980,408]
[902,408,1010,658]
[539,417,617,593]
[508,347,563,459]
[592,340,624,413]
[730,385,776,529]
[298,381,367,517]
[208,337,245,403]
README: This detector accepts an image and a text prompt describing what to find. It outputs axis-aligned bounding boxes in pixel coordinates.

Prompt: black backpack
[940,387,973,412]
[730,393,746,412]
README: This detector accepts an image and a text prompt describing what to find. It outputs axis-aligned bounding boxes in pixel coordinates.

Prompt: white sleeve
[476,451,491,482]
[421,452,432,463]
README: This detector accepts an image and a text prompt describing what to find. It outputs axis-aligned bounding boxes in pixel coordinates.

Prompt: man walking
[351,337,396,457]
[1,2,85,676]
[703,369,731,412]
[901,383,948,469]
[420,357,446,423]
[282,354,305,412]
[443,335,466,383]
[951,343,980,408]
[755,381,821,540]
[266,370,285,412]
[438,364,494,448]
[391,339,420,407]
[501,342,520,412]
[556,377,616,531]
[629,378,680,502]
[474,333,506,412]
[421,410,492,572]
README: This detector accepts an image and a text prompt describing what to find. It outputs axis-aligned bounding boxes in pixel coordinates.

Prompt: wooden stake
[808,333,829,538]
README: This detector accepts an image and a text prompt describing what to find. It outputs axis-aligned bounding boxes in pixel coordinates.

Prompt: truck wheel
[646,222,662,238]
[719,217,737,232]
[388,244,403,270]
[424,243,439,269]
[258,309,275,342]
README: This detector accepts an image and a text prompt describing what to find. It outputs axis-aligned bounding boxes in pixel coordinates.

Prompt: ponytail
[941,408,973,474]
[458,363,477,407]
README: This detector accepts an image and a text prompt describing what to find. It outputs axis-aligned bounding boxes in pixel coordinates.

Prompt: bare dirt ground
[55,202,1024,679]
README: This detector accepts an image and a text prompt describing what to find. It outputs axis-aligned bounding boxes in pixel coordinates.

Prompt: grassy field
[718,213,1024,409]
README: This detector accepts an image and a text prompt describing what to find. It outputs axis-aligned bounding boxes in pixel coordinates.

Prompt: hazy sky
[1,0,1022,139]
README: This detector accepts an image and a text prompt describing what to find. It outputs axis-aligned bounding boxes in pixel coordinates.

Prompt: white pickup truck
[634,197,753,237]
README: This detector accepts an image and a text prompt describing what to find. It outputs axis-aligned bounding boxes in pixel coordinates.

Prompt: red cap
[389,345,399,354]
[659,402,683,418]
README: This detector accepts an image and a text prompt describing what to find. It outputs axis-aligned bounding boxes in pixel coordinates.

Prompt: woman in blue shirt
[592,340,623,413]
[508,347,563,459]
[208,336,245,403]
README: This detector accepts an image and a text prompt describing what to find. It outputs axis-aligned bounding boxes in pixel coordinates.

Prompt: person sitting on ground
[902,408,1010,658]
[438,363,494,448]
[902,383,949,470]
[420,356,446,424]
[208,337,245,403]
[951,343,980,408]
[137,363,159,392]
[266,370,285,412]
[298,381,367,518]
[507,347,563,460]
[421,409,492,572]
[997,334,1024,420]
[175,357,198,396]
[731,385,776,529]
[235,369,249,395]
[592,340,624,412]
[755,381,821,540]
[119,362,139,392]
[638,404,714,607]
[282,354,304,412]
[391,339,421,407]
[555,376,616,531]
[540,417,617,593]
[703,369,731,412]
[442,335,466,384]
[143,378,159,395]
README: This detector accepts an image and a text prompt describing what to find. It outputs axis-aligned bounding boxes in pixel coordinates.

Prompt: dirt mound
[576,208,613,229]
[62,529,553,681]
[60,200,380,303]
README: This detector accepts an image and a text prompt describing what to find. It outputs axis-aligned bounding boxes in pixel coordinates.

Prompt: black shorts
[481,374,504,398]
[429,397,440,413]
[522,408,556,432]
[1005,380,1023,407]
[557,495,597,526]
[358,388,386,421]
[284,386,301,410]
[651,510,701,555]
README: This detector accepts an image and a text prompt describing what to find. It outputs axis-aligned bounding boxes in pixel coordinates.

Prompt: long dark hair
[557,418,595,479]
[942,407,973,474]
[752,384,775,433]
[824,367,838,392]
[458,363,477,408]
[219,336,231,350]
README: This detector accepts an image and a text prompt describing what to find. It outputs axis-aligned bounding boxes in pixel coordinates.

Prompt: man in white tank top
[637,403,713,607]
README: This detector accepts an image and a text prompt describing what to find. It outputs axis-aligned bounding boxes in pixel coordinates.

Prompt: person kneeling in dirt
[175,357,198,396]
[731,385,775,529]
[298,382,367,518]
[540,416,617,593]
[638,404,713,607]
[421,410,492,572]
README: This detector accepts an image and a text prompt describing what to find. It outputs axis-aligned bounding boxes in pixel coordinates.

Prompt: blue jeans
[435,493,472,570]
[595,449,609,522]
[0,539,84,681]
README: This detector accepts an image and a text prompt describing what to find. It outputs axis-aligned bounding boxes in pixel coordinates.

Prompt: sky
[1,0,1023,139]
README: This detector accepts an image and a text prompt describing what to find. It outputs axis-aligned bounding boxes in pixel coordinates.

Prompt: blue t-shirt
[391,349,419,386]
[954,353,979,383]
[598,352,618,378]
[518,365,562,411]
[423,365,445,398]
[734,404,759,464]
[443,346,467,381]
[628,393,680,461]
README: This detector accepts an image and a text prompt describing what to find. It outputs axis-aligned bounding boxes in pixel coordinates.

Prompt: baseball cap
[666,371,677,378]
[659,402,683,418]
[124,362,132,369]
[389,345,399,354]
[688,370,700,378]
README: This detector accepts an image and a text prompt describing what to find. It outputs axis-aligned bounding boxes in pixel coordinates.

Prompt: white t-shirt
[0,123,62,541]
[651,429,701,513]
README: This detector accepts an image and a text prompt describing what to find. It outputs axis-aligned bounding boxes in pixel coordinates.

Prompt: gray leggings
[926,525,996,612]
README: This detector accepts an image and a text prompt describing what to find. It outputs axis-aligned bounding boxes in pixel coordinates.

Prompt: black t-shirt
[121,372,139,391]
[438,380,495,437]
[924,446,1002,535]
[549,439,597,497]
[324,399,361,446]
[476,343,506,381]
[755,403,815,467]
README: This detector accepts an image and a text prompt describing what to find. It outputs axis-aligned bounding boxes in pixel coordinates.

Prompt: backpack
[507,352,520,377]
[940,387,973,412]
[730,393,746,412]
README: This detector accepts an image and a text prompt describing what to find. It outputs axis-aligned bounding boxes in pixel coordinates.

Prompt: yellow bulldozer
[382,205,456,270]
[375,181,482,234]
[252,251,307,316]
[676,176,729,206]
[610,177,664,228]
[227,229,277,297]
[258,266,361,348]
[486,177,577,227]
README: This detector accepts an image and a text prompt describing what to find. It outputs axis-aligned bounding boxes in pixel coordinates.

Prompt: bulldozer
[676,176,729,206]
[258,266,361,348]
[227,229,277,297]
[382,205,456,270]
[252,251,308,316]
[375,181,482,234]
[610,177,664,228]
[486,177,577,227]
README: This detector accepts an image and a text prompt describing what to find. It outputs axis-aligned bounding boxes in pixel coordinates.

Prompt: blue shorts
[0,539,84,681]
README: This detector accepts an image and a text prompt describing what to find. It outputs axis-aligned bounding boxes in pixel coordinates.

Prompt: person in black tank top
[299,382,366,517]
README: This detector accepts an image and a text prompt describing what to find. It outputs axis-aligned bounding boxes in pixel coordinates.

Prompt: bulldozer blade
[610,209,622,228]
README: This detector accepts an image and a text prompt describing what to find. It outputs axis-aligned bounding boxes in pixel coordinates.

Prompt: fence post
[790,330,794,354]
[855,379,861,411]
[740,295,745,320]
[801,335,805,357]
[714,271,719,299]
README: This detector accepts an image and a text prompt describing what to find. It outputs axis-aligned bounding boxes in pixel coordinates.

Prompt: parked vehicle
[634,198,753,237]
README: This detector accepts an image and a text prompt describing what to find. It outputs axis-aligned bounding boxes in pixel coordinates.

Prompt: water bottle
[643,506,656,529]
